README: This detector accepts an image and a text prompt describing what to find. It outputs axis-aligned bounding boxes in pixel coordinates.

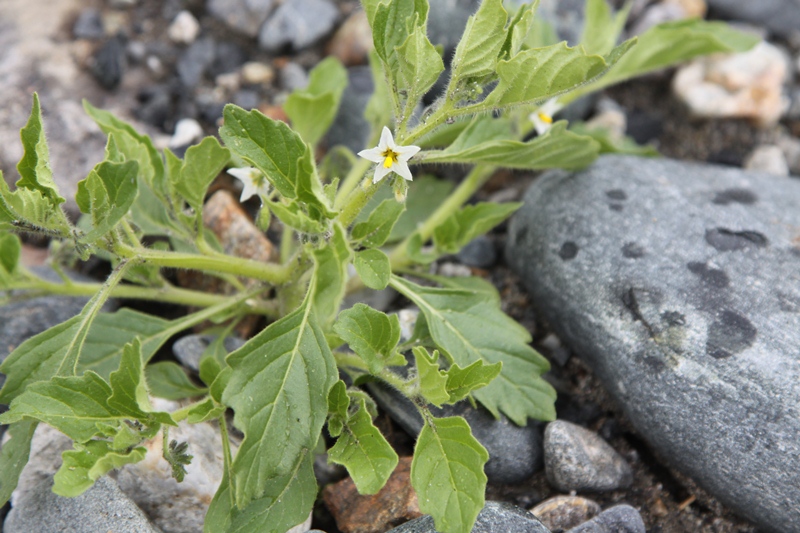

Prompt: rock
[233,88,260,110]
[168,11,200,45]
[506,155,800,532]
[136,84,172,129]
[203,190,276,262]
[744,144,790,176]
[327,66,373,154]
[628,0,701,36]
[672,41,789,127]
[776,135,800,175]
[172,333,245,373]
[368,383,544,485]
[565,505,645,533]
[323,456,422,533]
[177,37,216,87]
[4,425,160,533]
[544,421,632,492]
[258,0,339,53]
[387,501,551,533]
[530,495,602,531]
[168,117,203,148]
[73,8,105,40]
[279,61,310,92]
[706,0,800,39]
[91,35,126,90]
[328,10,373,66]
[456,235,497,268]
[209,41,247,78]
[241,61,275,86]
[206,0,275,38]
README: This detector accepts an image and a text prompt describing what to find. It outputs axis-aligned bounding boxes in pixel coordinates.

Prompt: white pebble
[744,145,789,176]
[168,10,201,44]
[169,118,204,148]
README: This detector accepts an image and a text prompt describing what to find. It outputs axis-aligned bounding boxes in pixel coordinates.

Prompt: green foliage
[76,160,139,243]
[164,438,193,482]
[173,137,230,212]
[54,440,147,497]
[0,233,21,276]
[17,94,63,205]
[432,202,522,255]
[333,304,404,374]
[413,347,501,407]
[285,57,349,147]
[0,420,36,506]
[351,199,405,247]
[353,248,392,290]
[146,362,207,400]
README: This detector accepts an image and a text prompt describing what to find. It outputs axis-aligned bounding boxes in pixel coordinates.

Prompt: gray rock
[279,62,309,92]
[258,0,339,52]
[177,37,216,87]
[326,66,373,154]
[506,155,800,532]
[565,505,645,533]
[457,235,497,268]
[369,383,544,485]
[388,501,551,533]
[206,0,275,38]
[706,0,800,38]
[72,8,104,40]
[544,421,632,492]
[172,334,245,373]
[91,35,126,90]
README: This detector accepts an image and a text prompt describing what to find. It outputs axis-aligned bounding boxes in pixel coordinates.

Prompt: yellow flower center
[537,112,553,124]
[381,149,399,169]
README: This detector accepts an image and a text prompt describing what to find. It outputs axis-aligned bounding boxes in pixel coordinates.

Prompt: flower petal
[373,164,393,184]
[395,144,421,162]
[393,160,414,182]
[379,126,394,150]
[358,147,385,163]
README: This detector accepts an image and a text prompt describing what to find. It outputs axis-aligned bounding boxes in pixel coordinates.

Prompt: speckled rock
[387,501,551,533]
[530,495,601,531]
[506,155,800,532]
[258,0,339,52]
[206,0,275,38]
[565,504,645,533]
[544,421,632,492]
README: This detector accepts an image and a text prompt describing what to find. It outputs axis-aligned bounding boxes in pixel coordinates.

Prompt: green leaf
[54,440,146,497]
[327,380,350,437]
[0,420,37,506]
[333,304,403,375]
[219,105,333,220]
[353,249,391,290]
[351,199,406,248]
[285,57,348,147]
[581,0,630,55]
[0,179,71,237]
[413,347,450,407]
[390,276,556,424]
[396,24,445,108]
[328,398,399,495]
[448,0,508,94]
[75,160,139,242]
[391,176,454,241]
[433,202,521,255]
[108,339,172,422]
[444,358,502,404]
[186,398,225,423]
[500,0,539,60]
[163,438,193,482]
[173,137,230,211]
[0,233,21,274]
[570,122,660,157]
[486,39,635,108]
[222,295,337,507]
[204,451,317,533]
[419,121,601,170]
[266,199,327,234]
[371,0,428,75]
[411,416,488,533]
[311,223,353,327]
[146,361,207,400]
[16,94,64,205]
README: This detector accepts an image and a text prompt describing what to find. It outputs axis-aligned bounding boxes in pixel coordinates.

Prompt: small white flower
[357,126,421,184]
[227,167,270,203]
[530,98,564,135]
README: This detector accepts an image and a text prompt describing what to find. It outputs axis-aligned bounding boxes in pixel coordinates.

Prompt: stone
[544,421,632,492]
[73,8,105,40]
[530,495,602,531]
[91,35,126,90]
[279,62,310,92]
[206,0,275,38]
[168,10,201,45]
[233,88,260,110]
[258,0,339,53]
[168,117,203,148]
[368,383,544,485]
[328,10,373,66]
[327,66,373,154]
[705,0,800,39]
[241,61,275,86]
[323,456,422,533]
[135,84,172,129]
[672,41,790,127]
[387,501,551,533]
[456,235,497,268]
[506,155,800,532]
[172,334,245,373]
[565,505,645,533]
[744,144,790,176]
[177,37,216,87]
[203,190,276,262]
[209,41,247,78]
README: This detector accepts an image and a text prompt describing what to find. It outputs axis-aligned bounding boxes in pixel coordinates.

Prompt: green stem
[335,143,377,209]
[333,352,416,397]
[219,414,236,508]
[337,179,380,228]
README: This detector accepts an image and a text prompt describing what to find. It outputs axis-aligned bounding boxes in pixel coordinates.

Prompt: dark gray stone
[388,501,551,533]
[4,477,160,533]
[258,0,339,52]
[73,9,104,40]
[506,155,800,532]
[206,0,275,38]
[91,36,126,90]
[544,421,632,492]
[369,382,544,485]
[279,62,309,92]
[172,334,245,373]
[209,41,247,77]
[457,236,497,268]
[566,505,645,533]
[326,66,373,154]
[707,0,800,38]
[177,37,216,87]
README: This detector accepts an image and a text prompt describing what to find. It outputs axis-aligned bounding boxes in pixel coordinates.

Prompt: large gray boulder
[506,155,800,533]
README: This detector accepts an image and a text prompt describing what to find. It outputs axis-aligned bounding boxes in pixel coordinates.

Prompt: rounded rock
[530,495,602,531]
[565,504,645,533]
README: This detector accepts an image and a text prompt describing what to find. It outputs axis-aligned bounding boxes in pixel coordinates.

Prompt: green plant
[0,1,756,532]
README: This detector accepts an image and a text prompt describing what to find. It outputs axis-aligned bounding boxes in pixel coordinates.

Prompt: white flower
[227,167,270,203]
[530,98,564,135]
[357,126,421,184]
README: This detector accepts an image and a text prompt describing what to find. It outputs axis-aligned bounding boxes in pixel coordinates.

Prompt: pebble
[209,41,246,77]
[206,0,275,38]
[327,66,372,153]
[168,117,203,148]
[530,495,601,531]
[168,10,201,45]
[202,190,276,262]
[565,505,646,533]
[706,0,800,39]
[672,41,790,127]
[135,84,172,128]
[73,8,105,40]
[323,457,422,533]
[258,0,339,53]
[177,37,216,87]
[506,154,800,531]
[387,501,551,533]
[172,333,245,373]
[280,61,310,92]
[91,35,126,90]
[544,421,632,492]
[776,135,800,175]
[233,88,260,109]
[328,10,373,66]
[436,262,472,277]
[456,235,497,269]
[744,144,790,176]
[241,61,275,86]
